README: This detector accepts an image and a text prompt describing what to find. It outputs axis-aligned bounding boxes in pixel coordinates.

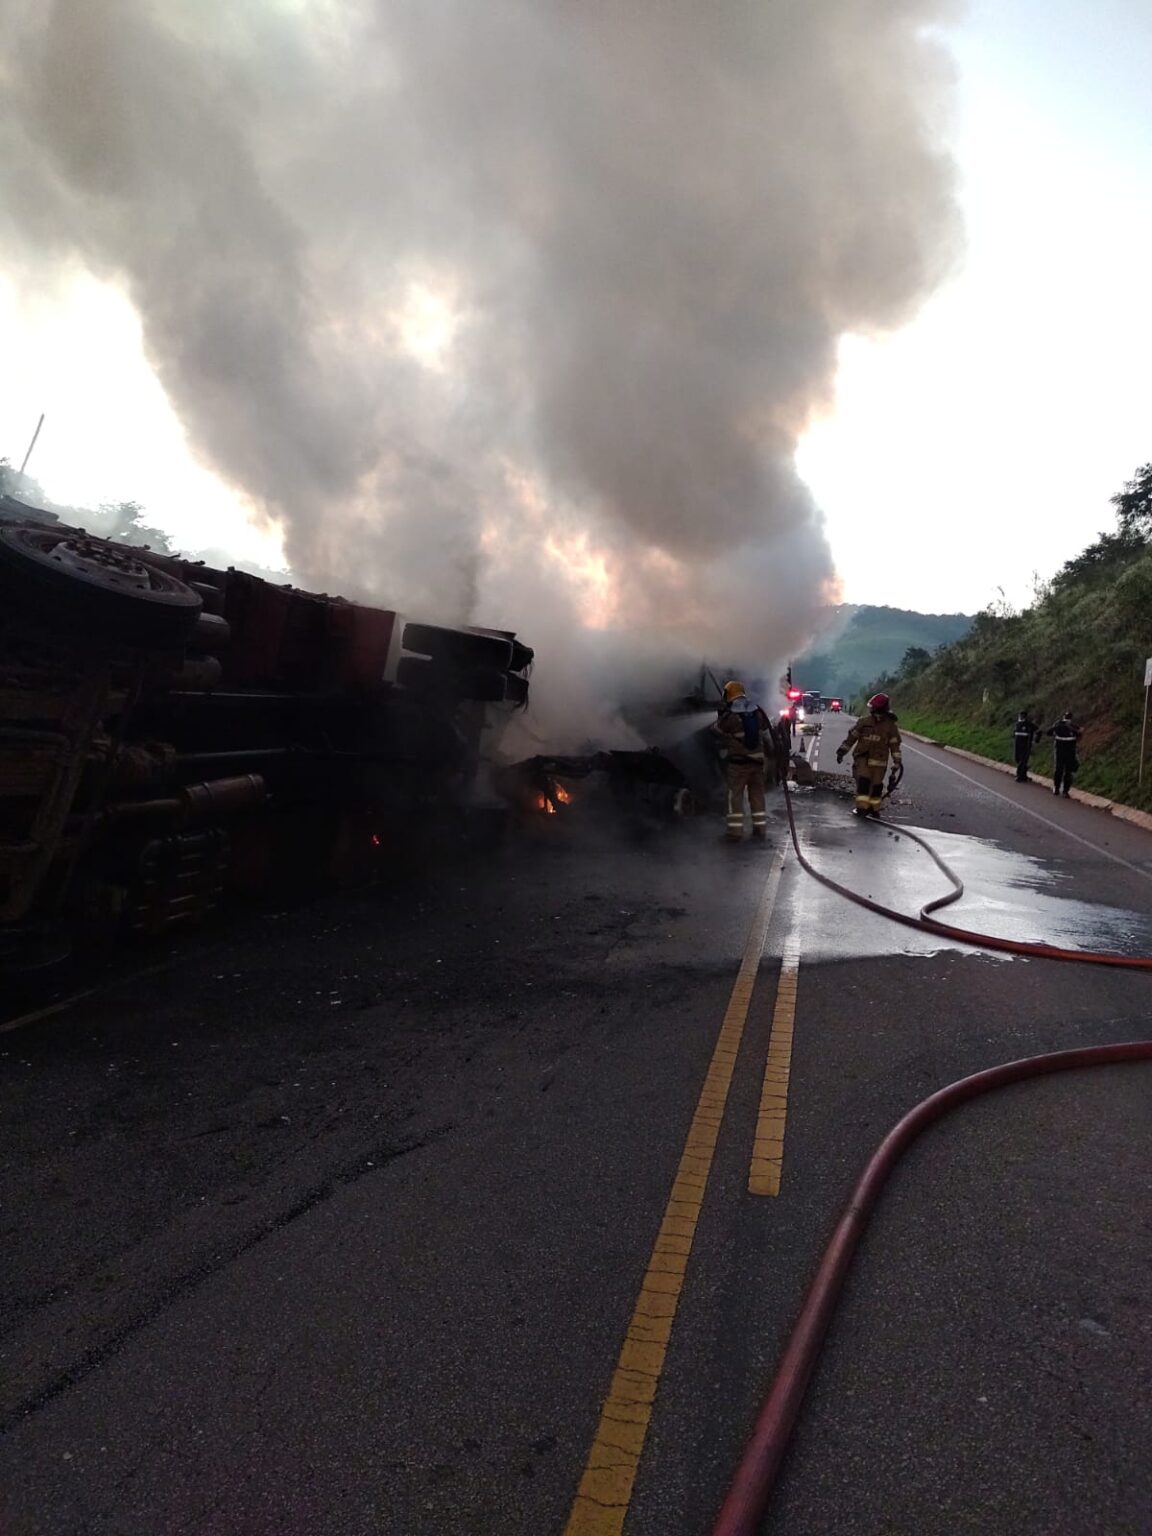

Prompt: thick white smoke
[0,0,961,738]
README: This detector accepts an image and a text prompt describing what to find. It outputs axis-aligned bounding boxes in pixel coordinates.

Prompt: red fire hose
[710,784,1152,1536]
[790,780,1152,970]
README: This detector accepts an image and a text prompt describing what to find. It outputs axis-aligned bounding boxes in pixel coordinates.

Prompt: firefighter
[713,680,775,841]
[1046,711,1082,797]
[1012,710,1041,783]
[836,693,902,816]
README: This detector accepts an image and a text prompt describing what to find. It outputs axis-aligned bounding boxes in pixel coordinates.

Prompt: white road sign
[1145,656,1152,688]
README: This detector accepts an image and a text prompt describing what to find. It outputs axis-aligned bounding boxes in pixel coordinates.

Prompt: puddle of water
[786,799,1152,963]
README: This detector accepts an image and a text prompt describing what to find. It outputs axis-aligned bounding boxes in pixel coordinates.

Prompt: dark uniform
[1047,714,1081,796]
[1013,712,1041,782]
[837,711,902,815]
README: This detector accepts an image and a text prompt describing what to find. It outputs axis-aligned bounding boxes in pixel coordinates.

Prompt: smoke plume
[0,0,960,733]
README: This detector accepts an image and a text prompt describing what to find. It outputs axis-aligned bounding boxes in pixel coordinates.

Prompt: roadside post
[18,412,45,476]
[1141,657,1152,785]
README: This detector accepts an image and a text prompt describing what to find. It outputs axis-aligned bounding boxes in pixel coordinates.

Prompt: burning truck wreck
[0,496,536,967]
[0,497,725,969]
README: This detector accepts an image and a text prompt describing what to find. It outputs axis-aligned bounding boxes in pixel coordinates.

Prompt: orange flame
[554,784,572,805]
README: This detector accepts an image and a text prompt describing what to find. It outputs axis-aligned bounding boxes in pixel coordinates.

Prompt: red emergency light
[786,688,802,700]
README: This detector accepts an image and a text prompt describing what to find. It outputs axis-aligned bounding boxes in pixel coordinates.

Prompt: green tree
[1112,462,1152,541]
[94,500,175,553]
[900,646,931,677]
[0,458,52,509]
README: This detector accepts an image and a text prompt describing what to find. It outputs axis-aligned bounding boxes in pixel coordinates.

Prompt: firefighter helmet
[867,692,891,712]
[722,680,746,702]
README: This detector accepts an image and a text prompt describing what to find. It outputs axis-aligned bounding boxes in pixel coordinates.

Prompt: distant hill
[795,605,973,700]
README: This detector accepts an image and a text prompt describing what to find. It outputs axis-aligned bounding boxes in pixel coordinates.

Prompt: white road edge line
[903,741,1152,887]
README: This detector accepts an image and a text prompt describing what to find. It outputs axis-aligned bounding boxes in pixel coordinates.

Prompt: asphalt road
[1,720,1150,1535]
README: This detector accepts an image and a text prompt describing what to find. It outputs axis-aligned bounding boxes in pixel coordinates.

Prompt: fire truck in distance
[0,496,534,967]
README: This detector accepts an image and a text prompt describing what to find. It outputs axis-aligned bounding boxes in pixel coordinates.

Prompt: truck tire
[0,526,203,649]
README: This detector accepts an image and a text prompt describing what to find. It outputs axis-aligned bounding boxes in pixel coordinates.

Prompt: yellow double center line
[564,852,790,1536]
[748,916,801,1197]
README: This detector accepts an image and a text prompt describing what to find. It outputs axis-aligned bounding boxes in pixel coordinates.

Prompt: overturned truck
[0,497,533,966]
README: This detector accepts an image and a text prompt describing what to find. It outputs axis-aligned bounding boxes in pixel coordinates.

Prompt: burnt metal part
[402,621,517,673]
[178,774,266,821]
[124,827,231,935]
[397,654,518,704]
[498,748,701,820]
[102,775,267,830]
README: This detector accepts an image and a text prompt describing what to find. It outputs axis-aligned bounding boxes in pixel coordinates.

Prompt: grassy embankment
[859,465,1152,813]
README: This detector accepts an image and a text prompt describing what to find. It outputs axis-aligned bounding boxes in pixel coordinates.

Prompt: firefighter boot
[748,773,768,841]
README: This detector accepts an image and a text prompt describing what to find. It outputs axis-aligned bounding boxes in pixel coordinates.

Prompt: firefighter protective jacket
[841,712,902,773]
[714,700,773,764]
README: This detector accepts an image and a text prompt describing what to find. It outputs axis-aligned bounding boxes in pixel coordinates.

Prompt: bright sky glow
[0,273,286,569]
[2,0,1149,614]
[393,283,461,373]
[800,0,1152,612]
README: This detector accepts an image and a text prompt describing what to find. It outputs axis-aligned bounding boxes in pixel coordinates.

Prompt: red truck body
[0,497,533,965]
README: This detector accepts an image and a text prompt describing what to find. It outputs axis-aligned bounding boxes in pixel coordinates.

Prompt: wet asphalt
[0,724,1149,1535]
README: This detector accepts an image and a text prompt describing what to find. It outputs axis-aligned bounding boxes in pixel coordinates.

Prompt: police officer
[1046,711,1082,797]
[836,694,902,816]
[1012,710,1041,783]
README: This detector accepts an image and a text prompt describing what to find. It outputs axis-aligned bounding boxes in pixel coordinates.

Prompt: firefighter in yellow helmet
[836,693,902,817]
[712,680,777,841]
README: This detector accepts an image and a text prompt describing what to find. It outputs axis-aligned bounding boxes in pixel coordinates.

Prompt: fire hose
[711,778,1152,1536]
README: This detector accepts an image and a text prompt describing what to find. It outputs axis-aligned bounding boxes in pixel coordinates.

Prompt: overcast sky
[2,0,1149,617]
